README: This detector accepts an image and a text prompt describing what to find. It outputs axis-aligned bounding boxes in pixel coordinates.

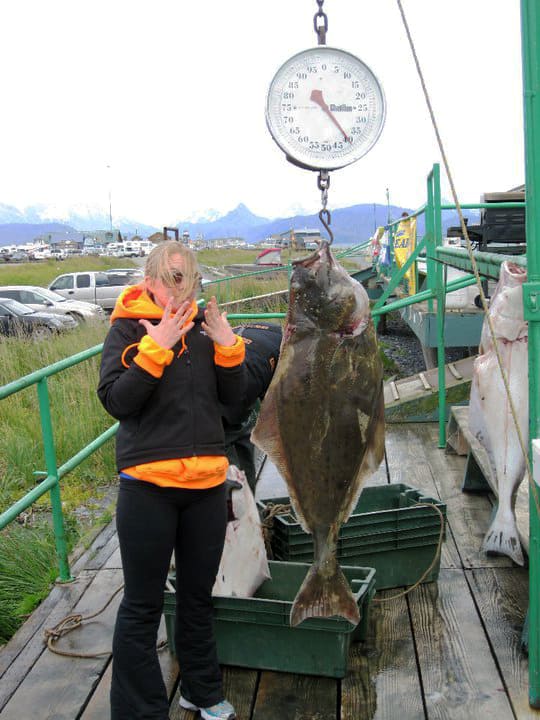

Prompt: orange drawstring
[121,343,140,368]
[177,336,187,357]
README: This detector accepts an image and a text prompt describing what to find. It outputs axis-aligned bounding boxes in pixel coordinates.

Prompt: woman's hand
[139,300,194,349]
[202,296,236,347]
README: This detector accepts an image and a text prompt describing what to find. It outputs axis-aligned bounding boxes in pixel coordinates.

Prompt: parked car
[9,251,30,263]
[0,286,105,323]
[0,297,78,339]
[48,269,143,311]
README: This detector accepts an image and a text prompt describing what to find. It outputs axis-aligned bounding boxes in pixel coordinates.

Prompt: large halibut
[252,243,385,626]
[469,261,528,565]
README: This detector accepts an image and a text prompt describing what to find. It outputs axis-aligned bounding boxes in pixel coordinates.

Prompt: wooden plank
[251,671,337,720]
[0,569,123,720]
[72,519,118,573]
[81,629,179,720]
[103,546,122,569]
[342,590,425,719]
[416,424,513,569]
[255,459,287,501]
[84,528,119,571]
[383,425,460,570]
[408,568,515,720]
[365,455,389,487]
[468,567,537,719]
[0,570,96,710]
[446,406,470,456]
[0,517,118,693]
[170,665,258,719]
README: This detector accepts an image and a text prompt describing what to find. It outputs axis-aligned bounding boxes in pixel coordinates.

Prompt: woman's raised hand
[139,300,194,349]
[202,297,236,347]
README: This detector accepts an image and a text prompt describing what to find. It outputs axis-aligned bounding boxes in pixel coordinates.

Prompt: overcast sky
[0,0,524,225]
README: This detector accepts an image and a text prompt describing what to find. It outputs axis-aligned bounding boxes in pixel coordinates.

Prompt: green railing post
[425,173,435,314]
[36,378,71,582]
[521,0,540,706]
[431,164,447,447]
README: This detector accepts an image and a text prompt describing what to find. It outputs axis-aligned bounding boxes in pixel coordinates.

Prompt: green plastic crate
[163,560,376,678]
[258,484,446,590]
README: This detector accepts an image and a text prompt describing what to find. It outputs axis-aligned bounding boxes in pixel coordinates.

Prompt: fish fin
[290,562,360,627]
[482,510,524,566]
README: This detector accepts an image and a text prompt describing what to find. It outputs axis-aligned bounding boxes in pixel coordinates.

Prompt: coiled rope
[44,584,167,658]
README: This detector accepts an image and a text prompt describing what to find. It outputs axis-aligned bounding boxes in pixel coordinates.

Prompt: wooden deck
[0,422,536,720]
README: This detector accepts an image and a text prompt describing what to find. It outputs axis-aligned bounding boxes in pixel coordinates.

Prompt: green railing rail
[203,243,371,303]
[521,0,540,705]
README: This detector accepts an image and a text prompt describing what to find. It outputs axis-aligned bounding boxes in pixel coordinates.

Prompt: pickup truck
[48,269,143,312]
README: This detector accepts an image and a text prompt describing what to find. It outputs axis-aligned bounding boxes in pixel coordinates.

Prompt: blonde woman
[98,241,244,720]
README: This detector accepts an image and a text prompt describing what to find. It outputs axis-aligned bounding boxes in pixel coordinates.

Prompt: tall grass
[0,322,116,512]
[0,520,78,643]
[0,322,117,643]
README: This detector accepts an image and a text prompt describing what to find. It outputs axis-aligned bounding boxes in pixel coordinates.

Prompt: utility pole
[386,187,391,225]
[107,165,113,233]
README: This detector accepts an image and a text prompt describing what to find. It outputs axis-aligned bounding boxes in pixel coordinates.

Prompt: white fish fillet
[468,261,528,565]
[212,465,271,597]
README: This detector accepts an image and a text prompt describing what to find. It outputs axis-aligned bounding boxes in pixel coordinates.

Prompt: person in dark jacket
[98,241,244,720]
[222,322,282,491]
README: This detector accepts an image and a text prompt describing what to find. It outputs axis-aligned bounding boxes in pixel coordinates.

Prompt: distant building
[148,232,164,244]
[255,248,282,266]
[278,228,322,250]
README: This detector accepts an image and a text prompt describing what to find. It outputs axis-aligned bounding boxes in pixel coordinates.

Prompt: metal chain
[317,170,333,245]
[313,0,328,45]
[314,2,331,244]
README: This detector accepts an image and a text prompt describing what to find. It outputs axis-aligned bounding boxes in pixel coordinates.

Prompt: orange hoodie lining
[121,456,229,489]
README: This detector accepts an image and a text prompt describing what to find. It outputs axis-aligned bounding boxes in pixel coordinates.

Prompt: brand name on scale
[329,104,353,112]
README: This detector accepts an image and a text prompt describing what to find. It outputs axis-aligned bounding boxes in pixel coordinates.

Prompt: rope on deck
[43,584,167,658]
[373,501,445,603]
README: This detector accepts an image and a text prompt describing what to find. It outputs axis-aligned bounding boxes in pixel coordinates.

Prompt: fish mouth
[291,241,333,270]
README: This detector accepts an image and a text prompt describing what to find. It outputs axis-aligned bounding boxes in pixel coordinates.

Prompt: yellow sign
[393,216,416,295]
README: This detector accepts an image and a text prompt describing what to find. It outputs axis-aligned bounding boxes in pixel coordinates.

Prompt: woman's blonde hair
[144,241,200,301]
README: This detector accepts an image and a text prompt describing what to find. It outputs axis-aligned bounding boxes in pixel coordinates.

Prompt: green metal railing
[0,241,375,582]
[0,346,118,581]
[372,161,526,448]
[521,0,540,705]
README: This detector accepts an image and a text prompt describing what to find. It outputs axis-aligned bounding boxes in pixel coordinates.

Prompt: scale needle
[310,89,351,143]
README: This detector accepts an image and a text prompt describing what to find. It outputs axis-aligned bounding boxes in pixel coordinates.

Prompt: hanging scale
[266,0,386,244]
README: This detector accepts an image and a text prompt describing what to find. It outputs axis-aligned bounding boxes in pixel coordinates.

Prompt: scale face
[266,46,385,171]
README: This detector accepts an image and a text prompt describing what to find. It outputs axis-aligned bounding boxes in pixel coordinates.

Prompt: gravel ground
[377,312,474,378]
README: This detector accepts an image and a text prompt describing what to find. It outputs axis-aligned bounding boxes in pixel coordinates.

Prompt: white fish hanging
[469,261,528,565]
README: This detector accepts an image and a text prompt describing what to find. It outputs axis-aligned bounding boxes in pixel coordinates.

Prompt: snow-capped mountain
[0,199,481,247]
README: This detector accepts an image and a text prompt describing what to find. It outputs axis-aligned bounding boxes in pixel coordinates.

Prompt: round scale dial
[266,46,385,170]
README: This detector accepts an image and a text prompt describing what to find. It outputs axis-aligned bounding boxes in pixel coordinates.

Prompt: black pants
[111,479,228,720]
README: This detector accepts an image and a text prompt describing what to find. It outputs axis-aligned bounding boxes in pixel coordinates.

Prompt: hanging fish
[469,261,528,565]
[252,242,385,626]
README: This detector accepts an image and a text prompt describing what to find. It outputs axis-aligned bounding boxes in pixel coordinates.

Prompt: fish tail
[290,561,360,627]
[482,507,524,566]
